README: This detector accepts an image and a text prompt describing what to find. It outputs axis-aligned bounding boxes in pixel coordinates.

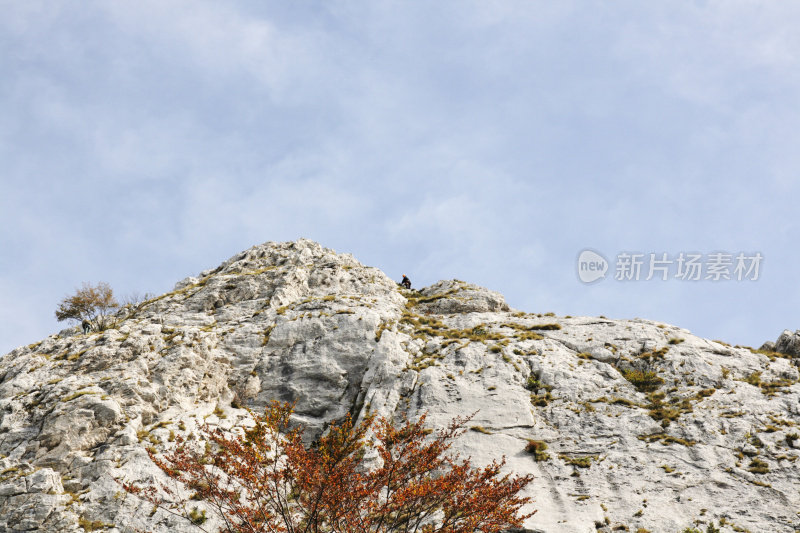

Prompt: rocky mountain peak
[1,239,799,532]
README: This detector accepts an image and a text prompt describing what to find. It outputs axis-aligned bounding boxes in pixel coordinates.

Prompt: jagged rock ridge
[1,239,799,532]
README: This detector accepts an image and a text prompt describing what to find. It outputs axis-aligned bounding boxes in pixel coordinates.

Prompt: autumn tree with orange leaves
[124,401,535,532]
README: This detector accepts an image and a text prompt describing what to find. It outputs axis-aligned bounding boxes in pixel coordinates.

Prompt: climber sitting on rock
[400,275,411,289]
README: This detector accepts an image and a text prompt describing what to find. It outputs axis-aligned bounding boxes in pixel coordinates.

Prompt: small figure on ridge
[401,274,411,290]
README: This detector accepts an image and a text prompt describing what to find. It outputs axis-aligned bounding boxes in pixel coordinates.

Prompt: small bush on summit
[55,282,119,331]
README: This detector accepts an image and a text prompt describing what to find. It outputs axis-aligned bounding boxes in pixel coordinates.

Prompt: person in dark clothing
[401,275,411,289]
[82,319,92,334]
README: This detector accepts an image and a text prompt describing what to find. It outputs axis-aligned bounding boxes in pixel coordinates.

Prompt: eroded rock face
[414,279,510,314]
[0,239,799,533]
[775,330,800,357]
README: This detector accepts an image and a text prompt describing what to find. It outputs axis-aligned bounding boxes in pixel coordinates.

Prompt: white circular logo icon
[577,249,608,284]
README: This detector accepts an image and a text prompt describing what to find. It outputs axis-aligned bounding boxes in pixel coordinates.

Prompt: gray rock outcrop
[1,239,799,532]
[775,330,800,357]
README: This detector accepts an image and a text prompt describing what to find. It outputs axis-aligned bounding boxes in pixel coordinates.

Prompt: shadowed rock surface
[1,239,799,532]
[762,330,800,358]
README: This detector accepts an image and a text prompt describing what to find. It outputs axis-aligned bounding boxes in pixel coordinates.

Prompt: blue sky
[2,1,798,355]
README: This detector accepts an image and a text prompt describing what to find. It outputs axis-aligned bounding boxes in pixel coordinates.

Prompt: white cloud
[94,0,340,104]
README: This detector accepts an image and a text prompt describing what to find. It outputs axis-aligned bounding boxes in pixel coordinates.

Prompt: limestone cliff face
[1,239,799,533]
